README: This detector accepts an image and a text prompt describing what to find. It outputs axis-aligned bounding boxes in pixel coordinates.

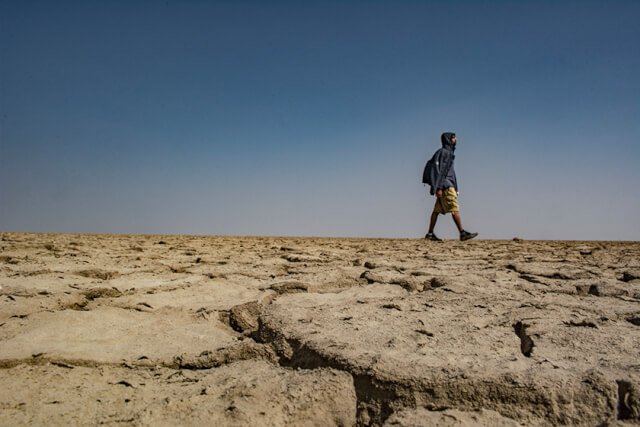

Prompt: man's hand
[436,189,443,198]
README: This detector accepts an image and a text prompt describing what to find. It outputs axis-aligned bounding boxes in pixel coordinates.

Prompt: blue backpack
[422,158,434,185]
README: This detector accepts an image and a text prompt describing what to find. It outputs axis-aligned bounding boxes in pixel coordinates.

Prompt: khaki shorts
[433,187,459,215]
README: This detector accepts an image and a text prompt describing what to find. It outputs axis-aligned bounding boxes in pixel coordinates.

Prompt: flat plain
[1,232,639,426]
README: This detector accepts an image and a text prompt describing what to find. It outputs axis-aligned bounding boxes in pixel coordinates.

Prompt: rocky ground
[0,232,639,426]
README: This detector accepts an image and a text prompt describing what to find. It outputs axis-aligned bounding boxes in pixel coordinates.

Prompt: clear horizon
[0,230,637,243]
[2,1,639,240]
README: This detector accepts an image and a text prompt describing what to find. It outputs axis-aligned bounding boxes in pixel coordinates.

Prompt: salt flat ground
[0,232,639,426]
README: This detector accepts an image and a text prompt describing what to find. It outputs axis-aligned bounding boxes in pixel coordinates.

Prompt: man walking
[423,132,478,241]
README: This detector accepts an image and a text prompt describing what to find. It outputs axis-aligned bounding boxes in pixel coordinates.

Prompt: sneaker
[425,233,442,241]
[460,230,478,241]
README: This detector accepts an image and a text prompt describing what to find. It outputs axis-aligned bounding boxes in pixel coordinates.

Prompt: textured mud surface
[1,233,639,426]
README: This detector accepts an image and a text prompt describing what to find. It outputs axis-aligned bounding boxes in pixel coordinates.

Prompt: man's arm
[432,150,452,197]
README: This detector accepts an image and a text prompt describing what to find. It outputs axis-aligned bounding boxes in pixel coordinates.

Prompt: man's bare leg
[428,211,439,234]
[452,211,463,233]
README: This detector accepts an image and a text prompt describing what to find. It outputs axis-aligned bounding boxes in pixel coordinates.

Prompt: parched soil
[1,232,639,426]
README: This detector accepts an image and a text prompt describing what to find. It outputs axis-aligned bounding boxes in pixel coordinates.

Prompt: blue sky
[1,1,639,240]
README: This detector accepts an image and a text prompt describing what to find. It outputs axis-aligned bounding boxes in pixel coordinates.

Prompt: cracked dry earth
[1,233,639,426]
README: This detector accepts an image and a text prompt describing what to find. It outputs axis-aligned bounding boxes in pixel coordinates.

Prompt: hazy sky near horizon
[1,1,639,240]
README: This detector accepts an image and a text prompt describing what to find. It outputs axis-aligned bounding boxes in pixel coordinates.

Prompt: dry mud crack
[1,233,640,426]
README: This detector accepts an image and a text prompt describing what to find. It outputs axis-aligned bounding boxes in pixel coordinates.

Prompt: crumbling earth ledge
[1,232,639,426]
[255,288,635,426]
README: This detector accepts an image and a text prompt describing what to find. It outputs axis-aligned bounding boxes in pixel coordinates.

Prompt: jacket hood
[441,132,456,151]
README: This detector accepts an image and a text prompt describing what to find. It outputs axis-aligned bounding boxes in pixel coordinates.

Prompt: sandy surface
[1,232,639,426]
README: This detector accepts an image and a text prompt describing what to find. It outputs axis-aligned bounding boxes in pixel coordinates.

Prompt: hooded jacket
[426,132,457,196]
